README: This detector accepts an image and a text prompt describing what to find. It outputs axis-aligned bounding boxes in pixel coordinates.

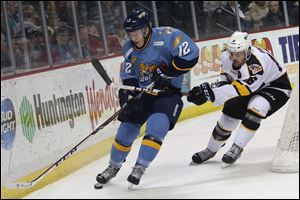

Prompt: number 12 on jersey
[178,42,191,57]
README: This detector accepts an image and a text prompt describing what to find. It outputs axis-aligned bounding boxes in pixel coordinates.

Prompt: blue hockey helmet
[123,9,151,32]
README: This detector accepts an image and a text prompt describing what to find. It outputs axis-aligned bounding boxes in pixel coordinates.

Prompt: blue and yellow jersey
[120,27,199,89]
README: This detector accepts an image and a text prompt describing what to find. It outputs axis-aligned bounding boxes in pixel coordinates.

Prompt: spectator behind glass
[101,1,122,34]
[203,1,227,15]
[102,1,123,53]
[55,2,73,27]
[22,4,39,25]
[28,26,54,67]
[1,33,11,69]
[12,21,38,69]
[263,1,285,29]
[87,20,122,56]
[46,1,59,28]
[7,1,19,33]
[101,1,123,53]
[87,20,104,56]
[13,21,37,38]
[247,1,269,31]
[290,1,299,25]
[226,1,253,31]
[78,24,90,58]
[202,1,227,34]
[12,36,26,68]
[51,23,77,64]
[216,1,253,32]
[106,33,122,55]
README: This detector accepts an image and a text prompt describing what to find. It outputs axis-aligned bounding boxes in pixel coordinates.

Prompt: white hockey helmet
[227,31,251,59]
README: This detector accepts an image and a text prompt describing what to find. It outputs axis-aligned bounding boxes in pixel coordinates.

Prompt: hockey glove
[119,89,144,114]
[187,82,215,105]
[152,67,172,91]
[215,80,229,87]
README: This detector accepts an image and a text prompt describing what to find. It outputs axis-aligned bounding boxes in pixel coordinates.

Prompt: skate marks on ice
[25,106,298,198]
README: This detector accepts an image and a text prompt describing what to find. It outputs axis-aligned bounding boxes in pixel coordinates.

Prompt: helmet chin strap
[245,48,251,61]
[237,50,250,68]
[143,24,152,38]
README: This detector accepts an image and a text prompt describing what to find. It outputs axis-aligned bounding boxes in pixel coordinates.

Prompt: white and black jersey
[213,46,292,106]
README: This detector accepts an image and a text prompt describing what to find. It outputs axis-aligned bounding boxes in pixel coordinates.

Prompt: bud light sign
[1,99,16,150]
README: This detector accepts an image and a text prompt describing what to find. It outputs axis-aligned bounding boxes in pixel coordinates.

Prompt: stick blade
[91,58,113,86]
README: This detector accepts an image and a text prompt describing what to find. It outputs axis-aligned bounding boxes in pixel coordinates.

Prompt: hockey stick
[91,58,189,96]
[91,58,162,95]
[6,65,154,190]
[6,109,122,189]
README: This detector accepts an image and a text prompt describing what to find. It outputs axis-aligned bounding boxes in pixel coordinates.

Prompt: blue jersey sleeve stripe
[172,59,192,71]
[125,48,134,59]
[171,56,199,71]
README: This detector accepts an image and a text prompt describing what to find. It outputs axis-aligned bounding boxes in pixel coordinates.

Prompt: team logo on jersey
[173,35,183,48]
[131,56,138,64]
[248,64,263,75]
[139,63,157,73]
[139,63,158,82]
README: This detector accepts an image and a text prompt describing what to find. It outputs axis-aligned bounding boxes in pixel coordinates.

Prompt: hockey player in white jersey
[187,31,292,166]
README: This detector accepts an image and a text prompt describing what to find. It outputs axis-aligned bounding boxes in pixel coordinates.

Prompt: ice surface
[25,104,299,199]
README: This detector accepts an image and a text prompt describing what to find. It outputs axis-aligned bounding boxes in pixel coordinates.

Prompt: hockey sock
[207,114,240,152]
[208,122,232,152]
[234,110,263,148]
[137,135,163,167]
[136,113,169,167]
[110,139,132,168]
[110,122,140,167]
[233,125,255,148]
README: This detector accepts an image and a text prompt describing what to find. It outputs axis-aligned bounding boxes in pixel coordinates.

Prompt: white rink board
[1,58,123,185]
[1,27,299,187]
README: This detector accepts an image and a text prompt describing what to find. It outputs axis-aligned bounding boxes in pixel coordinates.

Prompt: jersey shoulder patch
[248,64,264,75]
[246,54,264,76]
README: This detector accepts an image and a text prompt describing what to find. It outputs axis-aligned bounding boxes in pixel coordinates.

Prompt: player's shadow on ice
[130,146,277,195]
[127,161,273,198]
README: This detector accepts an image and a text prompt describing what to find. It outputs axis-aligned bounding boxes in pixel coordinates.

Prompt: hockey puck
[94,183,103,189]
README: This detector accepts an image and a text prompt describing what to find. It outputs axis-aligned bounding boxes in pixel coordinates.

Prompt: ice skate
[190,148,217,165]
[127,164,146,189]
[96,164,120,184]
[222,143,243,168]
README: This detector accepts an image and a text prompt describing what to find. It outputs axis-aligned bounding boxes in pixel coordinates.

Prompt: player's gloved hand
[119,89,143,114]
[152,68,172,90]
[215,80,229,87]
[187,82,215,105]
[122,97,144,114]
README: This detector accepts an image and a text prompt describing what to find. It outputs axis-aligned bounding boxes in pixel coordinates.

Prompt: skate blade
[128,183,135,191]
[221,162,233,169]
[189,161,200,166]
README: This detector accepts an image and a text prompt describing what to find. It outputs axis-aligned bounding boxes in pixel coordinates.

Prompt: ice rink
[25,104,299,199]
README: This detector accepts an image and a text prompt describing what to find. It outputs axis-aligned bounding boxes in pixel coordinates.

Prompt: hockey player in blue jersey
[96,8,199,186]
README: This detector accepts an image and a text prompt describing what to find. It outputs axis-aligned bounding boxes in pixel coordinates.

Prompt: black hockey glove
[152,68,172,90]
[119,89,144,114]
[215,80,229,87]
[187,82,215,105]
